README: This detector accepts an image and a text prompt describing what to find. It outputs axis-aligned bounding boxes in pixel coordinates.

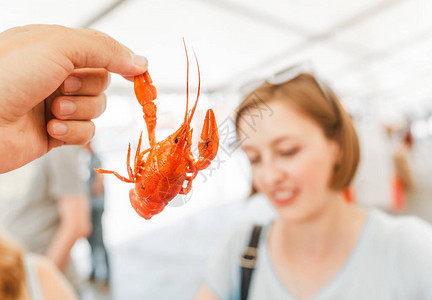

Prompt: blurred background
[1,0,432,299]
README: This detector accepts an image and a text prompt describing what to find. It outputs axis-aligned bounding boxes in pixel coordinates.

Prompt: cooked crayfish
[95,42,219,220]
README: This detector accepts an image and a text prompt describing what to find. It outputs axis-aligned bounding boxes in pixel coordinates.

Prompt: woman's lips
[271,190,297,205]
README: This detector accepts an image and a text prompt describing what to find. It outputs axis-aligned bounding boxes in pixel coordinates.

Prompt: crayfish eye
[175,138,179,143]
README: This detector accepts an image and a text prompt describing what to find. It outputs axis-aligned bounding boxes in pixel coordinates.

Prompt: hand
[0,25,148,173]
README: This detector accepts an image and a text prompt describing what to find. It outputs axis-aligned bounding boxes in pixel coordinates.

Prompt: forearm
[45,224,81,270]
[46,195,91,270]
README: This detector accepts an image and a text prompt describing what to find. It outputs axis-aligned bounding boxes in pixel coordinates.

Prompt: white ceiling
[1,0,431,119]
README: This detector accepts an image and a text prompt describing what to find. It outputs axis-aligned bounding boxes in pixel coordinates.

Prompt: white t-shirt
[24,254,43,300]
[204,209,432,300]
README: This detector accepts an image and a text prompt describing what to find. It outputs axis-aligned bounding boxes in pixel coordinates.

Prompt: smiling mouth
[272,190,297,205]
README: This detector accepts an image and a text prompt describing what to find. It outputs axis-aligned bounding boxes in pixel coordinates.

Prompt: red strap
[343,186,355,204]
[392,174,405,211]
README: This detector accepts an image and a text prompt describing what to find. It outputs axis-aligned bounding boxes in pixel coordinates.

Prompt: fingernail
[52,123,68,135]
[63,76,81,93]
[59,100,76,116]
[131,54,148,69]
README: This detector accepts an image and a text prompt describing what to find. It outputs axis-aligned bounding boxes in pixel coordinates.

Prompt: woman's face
[239,100,340,223]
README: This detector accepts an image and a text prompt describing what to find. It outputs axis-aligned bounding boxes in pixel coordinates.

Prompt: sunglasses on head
[239,62,343,124]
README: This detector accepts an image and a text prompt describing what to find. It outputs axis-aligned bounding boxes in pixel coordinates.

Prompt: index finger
[63,27,148,77]
[0,25,147,119]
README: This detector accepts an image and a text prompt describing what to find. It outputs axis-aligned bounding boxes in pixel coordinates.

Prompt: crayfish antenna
[182,38,189,128]
[188,47,201,125]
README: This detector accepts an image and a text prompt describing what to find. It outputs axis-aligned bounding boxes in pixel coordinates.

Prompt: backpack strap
[240,225,263,300]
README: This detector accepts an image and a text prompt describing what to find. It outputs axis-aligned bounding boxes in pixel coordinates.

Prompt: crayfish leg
[134,132,143,176]
[185,159,198,181]
[127,143,134,180]
[132,132,151,176]
[94,168,134,183]
[179,182,193,195]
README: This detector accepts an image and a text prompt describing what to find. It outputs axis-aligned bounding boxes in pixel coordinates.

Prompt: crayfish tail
[129,189,166,220]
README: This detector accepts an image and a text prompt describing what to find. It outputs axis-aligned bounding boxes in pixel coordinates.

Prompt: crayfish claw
[195,109,219,171]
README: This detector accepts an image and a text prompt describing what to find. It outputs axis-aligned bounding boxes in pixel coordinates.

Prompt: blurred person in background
[83,142,110,285]
[195,72,432,300]
[0,146,91,294]
[391,123,432,224]
[389,125,416,212]
[0,235,77,300]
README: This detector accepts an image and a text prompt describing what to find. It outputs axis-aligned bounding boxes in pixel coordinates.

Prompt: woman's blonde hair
[0,236,25,300]
[235,73,360,194]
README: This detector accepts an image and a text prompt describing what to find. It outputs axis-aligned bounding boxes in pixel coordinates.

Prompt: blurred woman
[195,72,432,300]
[0,235,77,300]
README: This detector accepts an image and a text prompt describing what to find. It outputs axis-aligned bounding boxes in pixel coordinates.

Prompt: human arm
[34,255,78,300]
[195,283,220,300]
[0,24,148,173]
[45,195,91,270]
[44,146,91,270]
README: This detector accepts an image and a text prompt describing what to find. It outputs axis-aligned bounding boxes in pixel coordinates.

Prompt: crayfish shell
[129,189,166,220]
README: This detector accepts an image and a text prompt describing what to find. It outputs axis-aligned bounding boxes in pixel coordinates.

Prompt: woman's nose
[260,158,286,187]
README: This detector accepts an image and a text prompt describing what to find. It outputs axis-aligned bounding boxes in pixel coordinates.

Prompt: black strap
[240,225,263,300]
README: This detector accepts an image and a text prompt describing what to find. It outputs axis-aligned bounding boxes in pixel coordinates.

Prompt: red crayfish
[95,42,219,220]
